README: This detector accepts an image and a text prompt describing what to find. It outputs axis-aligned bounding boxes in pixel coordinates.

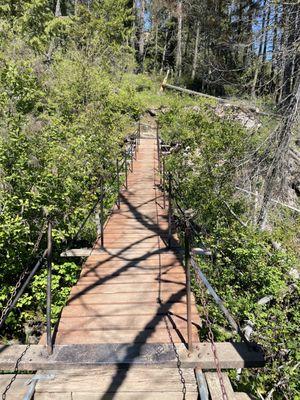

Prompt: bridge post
[100,178,104,248]
[124,150,128,189]
[156,121,161,184]
[167,173,172,248]
[138,118,141,145]
[46,220,53,355]
[130,141,134,171]
[162,157,166,209]
[116,158,120,209]
[184,218,193,353]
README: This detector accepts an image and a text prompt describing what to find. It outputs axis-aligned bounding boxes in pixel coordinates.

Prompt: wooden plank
[60,302,190,317]
[35,367,198,393]
[205,372,235,400]
[234,394,252,399]
[69,282,184,295]
[62,247,169,257]
[82,258,182,268]
[67,250,182,261]
[35,394,72,400]
[43,327,199,345]
[80,267,185,278]
[76,273,186,284]
[57,314,200,331]
[0,374,33,399]
[100,241,170,249]
[71,392,198,400]
[67,291,191,304]
[36,393,198,400]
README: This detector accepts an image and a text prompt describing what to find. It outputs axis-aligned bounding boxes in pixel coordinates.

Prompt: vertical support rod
[46,220,53,355]
[185,220,193,352]
[100,178,104,248]
[124,150,128,189]
[116,158,120,209]
[156,121,161,181]
[168,173,172,248]
[131,142,134,171]
[162,156,166,209]
[138,118,141,144]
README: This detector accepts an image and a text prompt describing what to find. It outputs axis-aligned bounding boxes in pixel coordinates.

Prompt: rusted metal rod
[156,122,161,178]
[0,251,47,330]
[185,221,193,352]
[46,220,53,355]
[124,150,128,189]
[130,143,134,171]
[138,118,141,144]
[195,367,209,400]
[116,158,120,209]
[190,258,239,333]
[168,173,172,248]
[100,178,104,248]
[162,157,166,209]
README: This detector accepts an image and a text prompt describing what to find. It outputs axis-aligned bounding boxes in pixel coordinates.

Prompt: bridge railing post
[100,177,104,248]
[156,121,161,180]
[116,158,120,209]
[184,218,193,353]
[138,118,141,145]
[46,220,53,355]
[131,141,134,171]
[168,173,172,248]
[162,156,166,209]
[124,149,128,189]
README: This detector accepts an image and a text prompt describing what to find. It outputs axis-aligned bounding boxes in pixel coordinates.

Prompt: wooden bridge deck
[52,132,200,346]
[35,129,201,399]
[1,127,261,399]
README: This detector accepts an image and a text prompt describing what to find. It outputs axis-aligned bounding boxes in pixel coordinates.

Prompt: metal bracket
[23,373,55,400]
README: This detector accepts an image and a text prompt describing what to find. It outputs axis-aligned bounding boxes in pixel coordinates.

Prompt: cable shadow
[99,290,189,400]
[54,137,192,399]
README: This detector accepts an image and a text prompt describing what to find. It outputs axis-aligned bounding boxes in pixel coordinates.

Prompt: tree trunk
[176,1,183,78]
[270,2,278,95]
[153,10,159,73]
[74,0,78,15]
[251,0,266,98]
[55,0,62,17]
[257,78,300,229]
[262,4,270,63]
[289,7,300,91]
[138,0,145,72]
[191,21,200,80]
[131,0,136,53]
[277,3,287,103]
[160,13,170,74]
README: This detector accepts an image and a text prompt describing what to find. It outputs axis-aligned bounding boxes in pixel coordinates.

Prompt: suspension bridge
[0,118,264,399]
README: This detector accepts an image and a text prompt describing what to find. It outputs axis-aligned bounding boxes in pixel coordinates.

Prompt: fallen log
[161,83,279,119]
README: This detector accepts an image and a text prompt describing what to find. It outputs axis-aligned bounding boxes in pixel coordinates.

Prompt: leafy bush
[158,101,300,399]
[0,1,140,341]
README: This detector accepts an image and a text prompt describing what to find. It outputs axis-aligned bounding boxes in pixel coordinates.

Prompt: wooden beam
[0,343,264,371]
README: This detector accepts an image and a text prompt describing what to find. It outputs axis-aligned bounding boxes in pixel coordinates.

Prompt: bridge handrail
[156,122,253,348]
[0,119,141,354]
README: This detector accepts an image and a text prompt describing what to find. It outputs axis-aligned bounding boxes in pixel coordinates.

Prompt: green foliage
[0,0,139,341]
[158,99,300,399]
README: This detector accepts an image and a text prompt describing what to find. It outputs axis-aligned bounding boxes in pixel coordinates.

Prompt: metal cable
[164,313,187,400]
[1,344,30,400]
[196,276,229,400]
